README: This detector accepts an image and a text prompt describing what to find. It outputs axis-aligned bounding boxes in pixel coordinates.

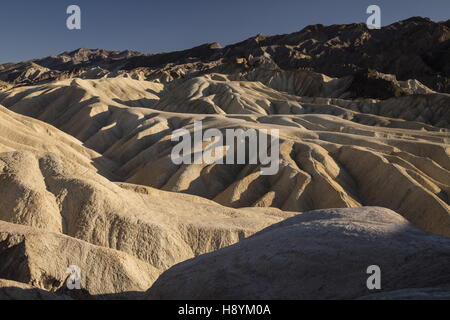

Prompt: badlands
[0,17,449,300]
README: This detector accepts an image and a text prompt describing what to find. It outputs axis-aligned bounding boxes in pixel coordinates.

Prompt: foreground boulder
[147,207,450,300]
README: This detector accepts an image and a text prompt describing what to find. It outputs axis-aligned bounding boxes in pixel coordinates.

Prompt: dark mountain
[1,17,449,93]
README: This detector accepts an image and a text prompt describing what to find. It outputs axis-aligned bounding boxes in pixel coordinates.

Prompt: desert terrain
[0,17,449,300]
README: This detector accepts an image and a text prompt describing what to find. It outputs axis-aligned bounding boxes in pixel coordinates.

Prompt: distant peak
[68,48,92,55]
[208,43,222,49]
[403,16,433,23]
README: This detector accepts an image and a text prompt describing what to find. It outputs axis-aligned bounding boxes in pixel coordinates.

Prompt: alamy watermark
[366,5,381,29]
[366,265,381,290]
[66,265,81,290]
[65,5,381,31]
[66,5,81,30]
[171,121,280,175]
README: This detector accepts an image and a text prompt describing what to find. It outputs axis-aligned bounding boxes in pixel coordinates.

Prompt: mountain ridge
[1,17,449,94]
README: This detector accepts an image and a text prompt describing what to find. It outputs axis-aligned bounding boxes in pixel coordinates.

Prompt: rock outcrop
[0,221,158,296]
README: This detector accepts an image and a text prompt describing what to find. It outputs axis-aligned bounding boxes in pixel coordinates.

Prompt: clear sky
[0,0,449,63]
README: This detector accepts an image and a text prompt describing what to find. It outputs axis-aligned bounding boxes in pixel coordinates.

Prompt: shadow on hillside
[113,97,159,109]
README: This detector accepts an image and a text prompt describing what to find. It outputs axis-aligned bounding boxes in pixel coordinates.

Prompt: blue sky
[0,0,449,63]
